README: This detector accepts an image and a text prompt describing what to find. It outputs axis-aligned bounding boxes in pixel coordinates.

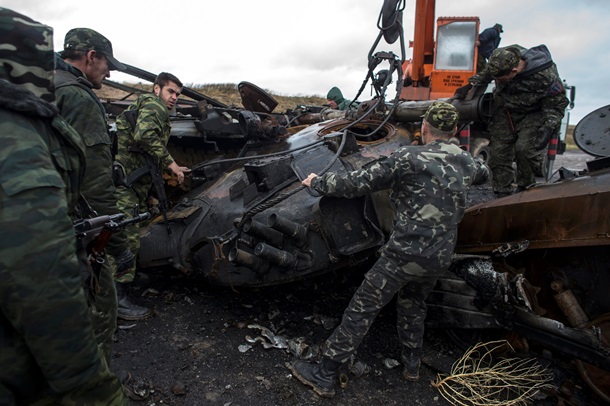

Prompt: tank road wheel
[470,138,490,163]
[575,313,610,403]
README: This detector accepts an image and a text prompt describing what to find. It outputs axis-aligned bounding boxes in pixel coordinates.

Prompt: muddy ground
[112,151,605,406]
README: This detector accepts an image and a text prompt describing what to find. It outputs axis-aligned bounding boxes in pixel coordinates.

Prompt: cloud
[3,0,609,123]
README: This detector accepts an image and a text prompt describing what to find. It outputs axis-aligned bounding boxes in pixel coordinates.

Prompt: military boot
[402,348,422,382]
[116,282,151,321]
[290,357,341,398]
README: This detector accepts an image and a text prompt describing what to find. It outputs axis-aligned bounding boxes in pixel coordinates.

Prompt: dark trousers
[323,256,440,363]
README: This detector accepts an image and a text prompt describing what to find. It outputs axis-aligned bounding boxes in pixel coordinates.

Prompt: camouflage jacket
[115,93,174,174]
[310,140,478,272]
[471,44,569,131]
[54,55,128,254]
[0,79,110,402]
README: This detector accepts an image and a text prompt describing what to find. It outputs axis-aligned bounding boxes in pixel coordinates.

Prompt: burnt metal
[586,155,610,172]
[448,257,504,303]
[244,156,295,193]
[291,144,350,197]
[313,196,385,256]
[512,308,610,372]
[267,213,308,246]
[428,254,610,373]
[426,273,499,329]
[238,110,286,140]
[457,168,610,252]
[194,105,242,137]
[243,219,284,248]
[228,247,269,275]
[192,157,237,185]
[551,279,589,328]
[254,243,297,269]
[238,81,279,113]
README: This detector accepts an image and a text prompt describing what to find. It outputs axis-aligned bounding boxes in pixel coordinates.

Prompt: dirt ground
[112,151,604,406]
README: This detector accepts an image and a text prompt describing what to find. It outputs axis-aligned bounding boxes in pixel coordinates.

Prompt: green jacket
[54,55,128,254]
[0,79,126,405]
[115,93,174,175]
[326,86,353,111]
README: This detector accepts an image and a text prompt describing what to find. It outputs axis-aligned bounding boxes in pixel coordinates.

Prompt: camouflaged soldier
[113,72,190,320]
[0,8,127,405]
[290,101,487,398]
[55,27,132,362]
[467,45,568,196]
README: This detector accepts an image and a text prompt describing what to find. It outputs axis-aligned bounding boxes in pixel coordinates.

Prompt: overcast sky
[4,0,609,123]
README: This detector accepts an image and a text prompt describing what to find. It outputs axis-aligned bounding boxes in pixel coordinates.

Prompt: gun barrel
[392,94,494,124]
[74,213,124,233]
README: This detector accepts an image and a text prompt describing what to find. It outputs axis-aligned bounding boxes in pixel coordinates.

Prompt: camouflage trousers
[26,352,128,406]
[323,255,441,363]
[476,52,488,73]
[81,256,117,364]
[114,182,150,283]
[1,355,128,406]
[488,110,543,194]
[2,258,126,406]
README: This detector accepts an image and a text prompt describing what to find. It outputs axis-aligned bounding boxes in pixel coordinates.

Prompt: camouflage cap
[423,101,459,131]
[493,23,503,33]
[488,47,521,77]
[0,7,55,102]
[63,28,125,71]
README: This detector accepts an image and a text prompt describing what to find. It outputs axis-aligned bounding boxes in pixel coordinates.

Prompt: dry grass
[432,340,554,406]
[565,125,577,150]
[95,82,327,113]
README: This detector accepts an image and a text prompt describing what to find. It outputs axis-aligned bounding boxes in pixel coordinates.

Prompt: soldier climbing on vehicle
[112,72,190,320]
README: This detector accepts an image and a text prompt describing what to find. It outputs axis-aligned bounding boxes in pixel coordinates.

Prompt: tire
[470,137,490,163]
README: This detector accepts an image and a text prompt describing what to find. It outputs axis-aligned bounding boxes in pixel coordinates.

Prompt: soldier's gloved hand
[453,83,473,100]
[114,249,135,274]
[535,127,553,151]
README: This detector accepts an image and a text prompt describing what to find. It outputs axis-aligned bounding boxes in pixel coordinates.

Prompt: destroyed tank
[135,95,610,401]
[111,0,607,400]
[133,0,495,286]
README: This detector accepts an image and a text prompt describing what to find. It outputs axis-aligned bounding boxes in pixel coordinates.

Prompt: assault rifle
[74,212,151,294]
[74,212,151,253]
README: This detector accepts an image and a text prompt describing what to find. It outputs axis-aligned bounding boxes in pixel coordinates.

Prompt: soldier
[476,23,503,72]
[326,86,352,110]
[290,101,487,398]
[113,72,190,320]
[464,45,568,196]
[55,27,133,361]
[0,8,127,404]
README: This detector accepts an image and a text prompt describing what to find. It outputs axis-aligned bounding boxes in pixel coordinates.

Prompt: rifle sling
[127,146,170,216]
[123,165,150,187]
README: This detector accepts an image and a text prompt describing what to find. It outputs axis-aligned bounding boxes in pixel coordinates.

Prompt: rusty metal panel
[457,168,610,253]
